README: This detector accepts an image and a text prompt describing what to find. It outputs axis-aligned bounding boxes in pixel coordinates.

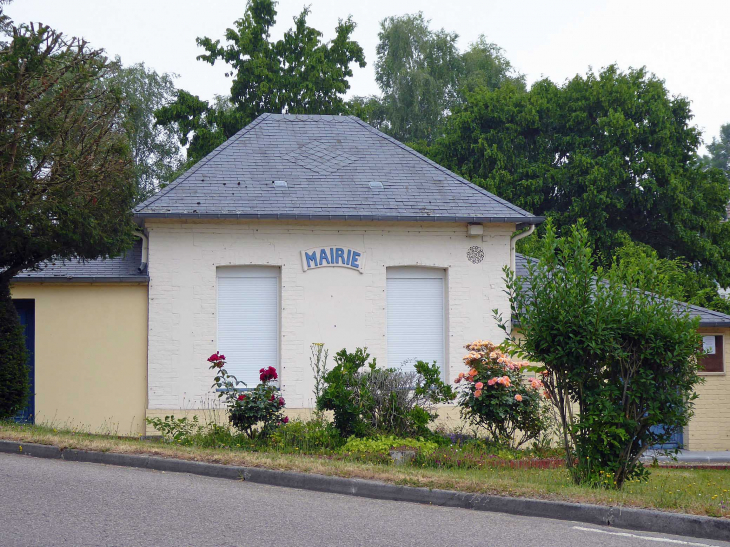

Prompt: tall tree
[430,65,730,287]
[351,13,522,144]
[702,123,730,178]
[155,0,365,165]
[106,60,184,200]
[0,22,136,417]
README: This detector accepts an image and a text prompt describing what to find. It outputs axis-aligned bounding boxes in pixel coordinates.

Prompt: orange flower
[468,369,478,377]
[474,390,483,398]
[514,394,523,402]
[475,382,484,390]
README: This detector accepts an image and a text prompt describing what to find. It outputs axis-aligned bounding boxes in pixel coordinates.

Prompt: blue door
[13,299,35,424]
[650,425,683,450]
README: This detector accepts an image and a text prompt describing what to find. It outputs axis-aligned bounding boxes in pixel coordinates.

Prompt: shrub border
[1,440,728,542]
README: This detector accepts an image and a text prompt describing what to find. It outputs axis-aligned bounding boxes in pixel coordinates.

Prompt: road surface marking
[572,526,721,546]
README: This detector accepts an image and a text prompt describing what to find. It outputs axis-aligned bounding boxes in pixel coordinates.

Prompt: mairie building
[11,114,730,450]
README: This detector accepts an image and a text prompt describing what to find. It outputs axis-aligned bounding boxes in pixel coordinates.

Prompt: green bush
[503,222,705,488]
[455,340,548,448]
[316,347,455,438]
[0,283,28,419]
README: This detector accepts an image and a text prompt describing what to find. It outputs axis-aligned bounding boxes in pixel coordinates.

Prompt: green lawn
[1,422,728,518]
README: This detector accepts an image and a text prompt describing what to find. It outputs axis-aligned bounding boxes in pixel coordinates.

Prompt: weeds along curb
[1,439,729,543]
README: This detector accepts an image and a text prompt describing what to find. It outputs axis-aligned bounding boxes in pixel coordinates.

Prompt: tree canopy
[702,123,730,180]
[107,60,184,201]
[350,13,522,145]
[0,19,137,417]
[155,0,366,165]
[429,65,730,287]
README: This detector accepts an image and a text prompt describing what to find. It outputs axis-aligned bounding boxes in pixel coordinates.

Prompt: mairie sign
[300,246,365,273]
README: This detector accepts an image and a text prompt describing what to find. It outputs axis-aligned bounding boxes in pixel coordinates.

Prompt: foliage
[0,21,136,416]
[105,60,184,200]
[412,441,565,471]
[340,435,438,457]
[0,283,27,418]
[430,65,730,287]
[502,222,704,488]
[0,22,137,282]
[316,348,455,438]
[455,340,548,448]
[352,13,521,144]
[208,353,286,438]
[520,229,730,314]
[309,343,329,405]
[145,415,204,443]
[316,347,376,437]
[701,123,730,179]
[155,0,365,164]
[269,417,343,452]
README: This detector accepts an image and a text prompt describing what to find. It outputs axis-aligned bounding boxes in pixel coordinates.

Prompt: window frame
[698,333,725,374]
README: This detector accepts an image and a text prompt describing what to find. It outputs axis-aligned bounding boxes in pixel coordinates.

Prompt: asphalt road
[1,453,728,547]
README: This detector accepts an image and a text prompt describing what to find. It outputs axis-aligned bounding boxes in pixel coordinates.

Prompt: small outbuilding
[10,114,730,449]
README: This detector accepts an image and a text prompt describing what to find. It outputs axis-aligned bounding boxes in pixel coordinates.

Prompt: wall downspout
[510,225,535,272]
[134,232,149,273]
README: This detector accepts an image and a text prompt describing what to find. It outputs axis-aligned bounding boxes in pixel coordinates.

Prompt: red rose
[207,352,226,365]
[259,366,278,383]
[278,397,285,407]
[269,393,276,402]
[238,394,246,401]
[281,416,289,424]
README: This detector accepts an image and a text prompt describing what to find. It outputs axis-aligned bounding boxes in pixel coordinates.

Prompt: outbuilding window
[699,334,724,373]
[386,267,446,375]
[217,266,280,387]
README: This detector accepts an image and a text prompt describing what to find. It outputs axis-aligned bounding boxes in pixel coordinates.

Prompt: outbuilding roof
[13,240,148,283]
[515,253,730,327]
[134,114,542,224]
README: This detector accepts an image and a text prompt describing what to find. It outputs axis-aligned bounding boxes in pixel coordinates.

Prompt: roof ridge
[346,116,538,221]
[135,113,272,213]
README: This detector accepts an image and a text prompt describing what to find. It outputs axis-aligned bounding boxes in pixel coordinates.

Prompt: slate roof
[12,240,148,283]
[134,114,543,224]
[515,254,730,327]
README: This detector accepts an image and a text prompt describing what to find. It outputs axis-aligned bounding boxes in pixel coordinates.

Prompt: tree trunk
[0,276,29,418]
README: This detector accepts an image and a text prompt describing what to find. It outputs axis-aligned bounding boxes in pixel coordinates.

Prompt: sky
[7,0,729,147]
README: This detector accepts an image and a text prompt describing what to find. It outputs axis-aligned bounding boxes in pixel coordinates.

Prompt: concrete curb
[1,439,728,542]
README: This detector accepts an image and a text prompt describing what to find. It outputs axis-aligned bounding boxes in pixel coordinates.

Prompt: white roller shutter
[217,267,279,387]
[387,268,445,374]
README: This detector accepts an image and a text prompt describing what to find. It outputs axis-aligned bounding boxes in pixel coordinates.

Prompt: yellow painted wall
[11,283,148,436]
[688,327,730,451]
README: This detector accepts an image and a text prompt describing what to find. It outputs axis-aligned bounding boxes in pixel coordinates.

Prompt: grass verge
[1,422,728,518]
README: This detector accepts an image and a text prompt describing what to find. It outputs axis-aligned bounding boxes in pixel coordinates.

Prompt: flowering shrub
[455,340,548,448]
[208,353,287,438]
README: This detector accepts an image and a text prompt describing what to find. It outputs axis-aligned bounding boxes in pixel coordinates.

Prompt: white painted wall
[145,219,514,410]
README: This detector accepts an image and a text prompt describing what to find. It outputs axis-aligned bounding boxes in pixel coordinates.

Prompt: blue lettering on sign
[351,251,361,269]
[305,251,318,268]
[301,247,365,273]
[319,248,331,265]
